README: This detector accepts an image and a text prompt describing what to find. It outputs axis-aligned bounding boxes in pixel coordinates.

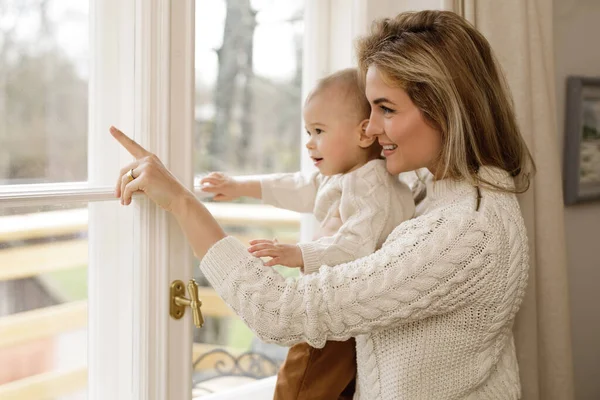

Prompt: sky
[0,0,303,83]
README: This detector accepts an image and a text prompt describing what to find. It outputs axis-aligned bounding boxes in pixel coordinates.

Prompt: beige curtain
[448,1,575,399]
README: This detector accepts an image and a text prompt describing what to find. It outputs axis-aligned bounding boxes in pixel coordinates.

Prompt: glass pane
[0,200,118,400]
[193,0,303,396]
[0,1,89,184]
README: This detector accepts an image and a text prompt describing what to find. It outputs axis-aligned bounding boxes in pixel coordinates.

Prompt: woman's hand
[110,126,192,213]
[200,172,242,202]
[247,239,304,268]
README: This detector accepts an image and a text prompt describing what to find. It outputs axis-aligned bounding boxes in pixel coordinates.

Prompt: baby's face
[303,89,365,176]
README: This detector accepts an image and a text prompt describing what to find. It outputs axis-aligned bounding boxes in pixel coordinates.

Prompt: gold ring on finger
[126,168,135,182]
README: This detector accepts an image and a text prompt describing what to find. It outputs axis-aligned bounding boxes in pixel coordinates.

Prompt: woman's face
[365,66,442,176]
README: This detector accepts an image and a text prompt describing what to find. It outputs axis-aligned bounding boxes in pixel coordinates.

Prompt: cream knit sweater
[199,166,529,399]
[259,159,415,273]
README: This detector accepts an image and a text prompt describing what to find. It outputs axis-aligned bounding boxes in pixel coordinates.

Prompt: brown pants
[273,339,356,400]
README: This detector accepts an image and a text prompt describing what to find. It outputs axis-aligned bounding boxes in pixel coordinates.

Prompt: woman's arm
[109,126,227,259]
[198,210,521,348]
[172,193,227,258]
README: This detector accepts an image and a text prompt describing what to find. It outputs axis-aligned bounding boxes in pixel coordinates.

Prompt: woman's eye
[380,105,394,115]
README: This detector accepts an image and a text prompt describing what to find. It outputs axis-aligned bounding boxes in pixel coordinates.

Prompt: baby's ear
[357,119,376,148]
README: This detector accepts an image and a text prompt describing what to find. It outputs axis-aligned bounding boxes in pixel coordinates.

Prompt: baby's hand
[200,172,240,201]
[247,239,304,268]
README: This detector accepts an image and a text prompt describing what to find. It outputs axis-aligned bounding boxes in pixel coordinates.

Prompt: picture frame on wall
[564,76,600,205]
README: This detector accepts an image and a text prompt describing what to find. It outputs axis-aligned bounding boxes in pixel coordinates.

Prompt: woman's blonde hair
[356,10,535,193]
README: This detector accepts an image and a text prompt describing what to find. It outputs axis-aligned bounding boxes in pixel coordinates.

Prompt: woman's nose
[365,117,382,138]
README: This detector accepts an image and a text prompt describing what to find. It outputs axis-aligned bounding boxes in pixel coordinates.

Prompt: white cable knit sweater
[199,166,529,400]
[260,159,415,273]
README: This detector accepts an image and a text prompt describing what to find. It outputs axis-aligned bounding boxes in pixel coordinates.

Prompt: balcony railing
[0,199,300,399]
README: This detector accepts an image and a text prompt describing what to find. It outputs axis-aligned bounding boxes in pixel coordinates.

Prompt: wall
[554,1,600,399]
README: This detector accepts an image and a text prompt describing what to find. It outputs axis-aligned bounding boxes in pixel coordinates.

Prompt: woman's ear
[357,119,376,148]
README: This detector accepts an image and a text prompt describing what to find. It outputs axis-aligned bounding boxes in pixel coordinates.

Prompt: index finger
[110,126,151,159]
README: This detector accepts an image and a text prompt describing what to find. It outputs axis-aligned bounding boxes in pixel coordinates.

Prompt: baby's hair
[307,68,371,122]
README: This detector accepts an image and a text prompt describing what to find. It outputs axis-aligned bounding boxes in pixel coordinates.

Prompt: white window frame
[61,0,194,398]
[92,0,196,398]
[0,0,194,399]
[119,1,196,399]
[0,0,139,399]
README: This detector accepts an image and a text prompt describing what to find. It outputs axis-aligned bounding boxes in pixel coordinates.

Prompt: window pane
[0,1,89,184]
[194,0,303,176]
[193,0,303,396]
[0,200,118,400]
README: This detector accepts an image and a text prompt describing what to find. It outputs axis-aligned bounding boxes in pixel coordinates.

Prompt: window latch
[170,279,204,328]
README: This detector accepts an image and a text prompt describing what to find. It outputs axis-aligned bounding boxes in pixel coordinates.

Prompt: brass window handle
[170,279,204,328]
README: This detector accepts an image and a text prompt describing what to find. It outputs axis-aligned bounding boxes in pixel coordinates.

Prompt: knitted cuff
[199,236,250,288]
[298,242,324,275]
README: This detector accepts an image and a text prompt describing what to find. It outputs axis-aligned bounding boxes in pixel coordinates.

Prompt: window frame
[0,0,194,399]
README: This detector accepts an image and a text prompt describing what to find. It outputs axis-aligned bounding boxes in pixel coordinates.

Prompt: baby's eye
[306,130,311,136]
[315,128,323,134]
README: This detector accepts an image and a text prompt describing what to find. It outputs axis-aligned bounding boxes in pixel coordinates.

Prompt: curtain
[447,1,575,399]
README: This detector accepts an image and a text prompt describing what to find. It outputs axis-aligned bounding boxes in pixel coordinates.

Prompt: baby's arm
[202,171,322,213]
[259,171,322,213]
[200,172,262,202]
[298,173,412,274]
[249,173,413,272]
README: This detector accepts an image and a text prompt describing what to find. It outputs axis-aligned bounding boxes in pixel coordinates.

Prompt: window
[0,1,145,399]
[0,2,91,398]
[0,0,367,398]
[194,0,304,175]
[0,0,89,185]
[192,1,304,396]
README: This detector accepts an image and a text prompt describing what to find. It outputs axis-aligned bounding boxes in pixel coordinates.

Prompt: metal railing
[0,201,300,399]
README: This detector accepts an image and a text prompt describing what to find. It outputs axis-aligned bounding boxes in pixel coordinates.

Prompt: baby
[201,68,415,400]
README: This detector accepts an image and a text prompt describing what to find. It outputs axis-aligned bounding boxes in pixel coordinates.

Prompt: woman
[111,10,534,400]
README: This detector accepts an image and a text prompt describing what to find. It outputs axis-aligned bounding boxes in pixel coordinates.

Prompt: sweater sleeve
[199,210,499,348]
[298,172,411,274]
[260,171,323,213]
